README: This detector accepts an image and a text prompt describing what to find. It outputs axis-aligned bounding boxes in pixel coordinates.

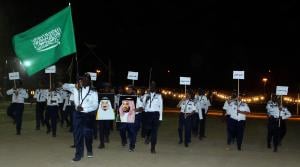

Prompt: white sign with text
[127,71,138,80]
[9,72,20,80]
[45,65,56,73]
[88,72,97,81]
[180,77,191,85]
[233,71,245,80]
[276,86,288,96]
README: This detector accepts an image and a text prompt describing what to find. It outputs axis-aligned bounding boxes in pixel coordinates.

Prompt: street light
[262,77,268,94]
[262,78,268,84]
[96,69,101,75]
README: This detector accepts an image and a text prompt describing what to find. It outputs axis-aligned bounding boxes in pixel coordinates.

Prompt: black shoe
[122,142,127,147]
[129,148,135,152]
[72,157,81,162]
[184,143,189,147]
[104,137,109,143]
[16,131,21,135]
[36,127,40,130]
[145,138,150,144]
[87,152,94,158]
[70,145,75,148]
[151,148,156,154]
[267,144,271,149]
[98,144,105,149]
[178,140,183,144]
[237,147,241,151]
[46,129,51,134]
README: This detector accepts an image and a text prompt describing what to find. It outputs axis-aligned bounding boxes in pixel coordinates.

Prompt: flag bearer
[63,73,98,161]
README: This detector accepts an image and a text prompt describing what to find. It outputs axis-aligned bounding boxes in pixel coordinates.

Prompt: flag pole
[13,80,16,89]
[185,85,187,97]
[279,95,283,127]
[69,2,80,82]
[237,79,240,116]
[12,68,16,89]
[49,73,52,90]
[69,2,81,105]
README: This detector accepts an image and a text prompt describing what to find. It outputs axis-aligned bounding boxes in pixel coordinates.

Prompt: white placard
[180,77,191,85]
[276,86,288,96]
[127,71,138,80]
[45,65,56,73]
[233,71,245,80]
[9,72,20,80]
[88,72,97,81]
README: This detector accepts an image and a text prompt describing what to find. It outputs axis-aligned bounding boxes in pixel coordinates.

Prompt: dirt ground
[1,104,300,167]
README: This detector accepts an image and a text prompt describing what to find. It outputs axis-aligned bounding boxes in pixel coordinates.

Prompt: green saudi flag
[12,6,76,76]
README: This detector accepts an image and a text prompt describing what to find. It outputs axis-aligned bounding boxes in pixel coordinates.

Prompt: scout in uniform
[226,95,250,151]
[142,81,163,153]
[194,89,211,140]
[6,81,28,135]
[33,88,48,130]
[266,96,291,152]
[45,88,61,137]
[63,73,98,162]
[177,90,196,147]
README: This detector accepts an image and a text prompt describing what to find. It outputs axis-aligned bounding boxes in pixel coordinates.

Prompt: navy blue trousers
[134,114,142,136]
[230,118,245,149]
[98,120,111,146]
[144,112,160,147]
[65,105,75,132]
[35,102,46,129]
[119,122,136,149]
[191,113,199,136]
[199,109,207,137]
[45,106,58,136]
[267,117,281,150]
[178,113,192,144]
[10,103,24,134]
[73,111,95,159]
[226,115,233,145]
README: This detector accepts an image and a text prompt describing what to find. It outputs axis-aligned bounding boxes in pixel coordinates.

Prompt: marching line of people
[5,74,294,162]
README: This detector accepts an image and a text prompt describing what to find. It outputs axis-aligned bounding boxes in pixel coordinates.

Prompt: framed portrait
[117,95,137,123]
[96,93,115,120]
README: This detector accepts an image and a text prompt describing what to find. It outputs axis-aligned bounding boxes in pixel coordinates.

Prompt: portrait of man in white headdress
[96,97,115,120]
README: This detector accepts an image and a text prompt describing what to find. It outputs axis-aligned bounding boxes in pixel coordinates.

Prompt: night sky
[0,0,298,92]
